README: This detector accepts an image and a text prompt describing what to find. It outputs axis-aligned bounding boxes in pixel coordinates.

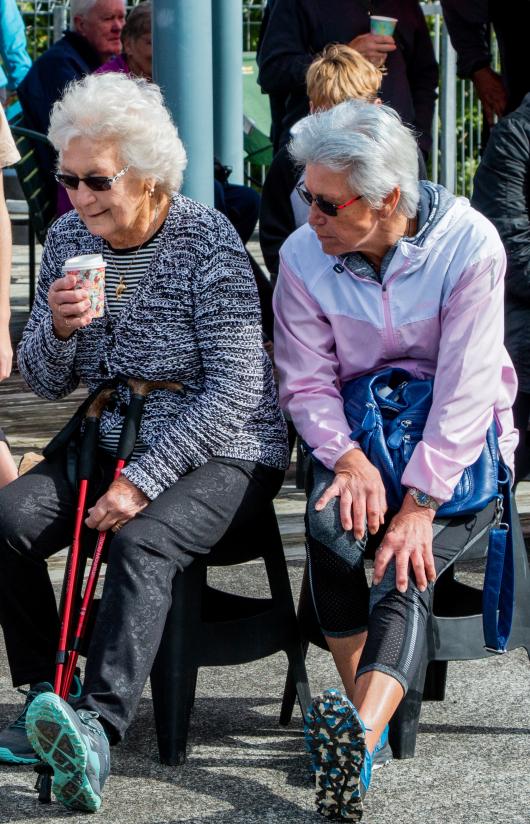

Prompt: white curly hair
[48,72,187,195]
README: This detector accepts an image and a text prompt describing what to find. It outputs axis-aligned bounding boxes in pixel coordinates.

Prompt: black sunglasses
[296,183,362,217]
[54,165,129,192]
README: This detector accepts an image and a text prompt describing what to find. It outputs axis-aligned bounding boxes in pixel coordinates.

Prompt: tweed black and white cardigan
[18,194,290,499]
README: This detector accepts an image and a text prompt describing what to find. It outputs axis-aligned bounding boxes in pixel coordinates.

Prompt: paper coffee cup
[370,15,397,36]
[62,253,106,318]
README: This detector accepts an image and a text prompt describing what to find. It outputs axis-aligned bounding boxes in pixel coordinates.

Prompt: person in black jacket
[257,0,438,156]
[440,0,530,128]
[259,44,383,280]
[471,93,530,482]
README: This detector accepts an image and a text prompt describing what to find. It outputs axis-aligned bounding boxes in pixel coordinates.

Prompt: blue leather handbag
[341,367,499,517]
[340,367,514,652]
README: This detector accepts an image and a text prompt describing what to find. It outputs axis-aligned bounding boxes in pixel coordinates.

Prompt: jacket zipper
[381,279,400,353]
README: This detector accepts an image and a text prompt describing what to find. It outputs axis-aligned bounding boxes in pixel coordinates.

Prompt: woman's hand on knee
[85,476,149,532]
[315,449,387,539]
[373,497,436,593]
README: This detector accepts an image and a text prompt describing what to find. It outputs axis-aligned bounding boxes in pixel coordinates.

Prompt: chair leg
[422,660,448,701]
[280,639,310,725]
[259,507,313,725]
[506,500,530,658]
[389,653,428,760]
[150,560,205,766]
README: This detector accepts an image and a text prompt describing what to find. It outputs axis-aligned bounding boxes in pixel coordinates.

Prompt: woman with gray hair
[0,72,288,810]
[273,100,517,820]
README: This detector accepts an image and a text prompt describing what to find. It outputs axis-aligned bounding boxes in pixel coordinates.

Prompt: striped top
[103,227,162,318]
[98,230,162,456]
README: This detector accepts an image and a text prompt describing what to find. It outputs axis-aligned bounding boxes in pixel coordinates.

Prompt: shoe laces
[12,685,49,729]
[11,675,82,731]
[77,710,105,738]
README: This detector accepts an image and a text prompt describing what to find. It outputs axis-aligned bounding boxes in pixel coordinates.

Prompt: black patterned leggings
[305,460,496,693]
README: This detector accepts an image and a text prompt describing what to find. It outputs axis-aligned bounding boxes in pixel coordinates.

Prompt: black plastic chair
[9,116,56,305]
[280,496,530,758]
[150,501,312,765]
[390,494,530,758]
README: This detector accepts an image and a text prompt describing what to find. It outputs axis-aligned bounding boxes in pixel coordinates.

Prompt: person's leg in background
[214,179,274,341]
[221,181,260,246]
[0,428,17,487]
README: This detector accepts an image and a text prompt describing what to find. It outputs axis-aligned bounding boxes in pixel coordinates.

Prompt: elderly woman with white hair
[273,100,517,820]
[0,73,288,810]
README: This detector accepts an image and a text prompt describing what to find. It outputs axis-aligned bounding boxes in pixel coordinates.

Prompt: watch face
[410,488,438,510]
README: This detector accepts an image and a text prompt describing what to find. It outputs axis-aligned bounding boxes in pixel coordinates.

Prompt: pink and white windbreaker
[273,195,518,502]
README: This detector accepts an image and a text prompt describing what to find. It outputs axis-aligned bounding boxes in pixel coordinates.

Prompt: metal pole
[152,0,214,205]
[53,5,68,43]
[440,22,456,193]
[212,0,243,184]
[431,10,440,184]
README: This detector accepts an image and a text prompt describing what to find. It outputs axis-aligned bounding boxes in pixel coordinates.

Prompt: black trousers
[0,449,283,741]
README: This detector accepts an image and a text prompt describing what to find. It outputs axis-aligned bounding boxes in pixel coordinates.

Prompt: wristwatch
[408,487,440,512]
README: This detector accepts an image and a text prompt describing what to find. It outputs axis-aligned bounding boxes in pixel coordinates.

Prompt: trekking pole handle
[116,378,183,463]
[78,387,117,481]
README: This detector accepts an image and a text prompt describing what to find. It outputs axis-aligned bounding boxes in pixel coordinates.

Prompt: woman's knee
[106,524,191,583]
[306,462,366,560]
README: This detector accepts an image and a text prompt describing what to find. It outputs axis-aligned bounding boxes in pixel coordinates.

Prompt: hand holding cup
[49,274,93,339]
[49,253,106,340]
[348,31,396,68]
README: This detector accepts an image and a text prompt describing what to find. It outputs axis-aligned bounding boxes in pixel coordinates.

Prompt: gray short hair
[48,73,187,195]
[69,0,98,26]
[289,100,420,218]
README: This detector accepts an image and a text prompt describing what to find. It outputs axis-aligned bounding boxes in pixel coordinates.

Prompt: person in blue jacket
[0,0,31,106]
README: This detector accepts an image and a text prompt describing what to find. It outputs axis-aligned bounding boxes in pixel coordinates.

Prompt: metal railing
[16,1,487,195]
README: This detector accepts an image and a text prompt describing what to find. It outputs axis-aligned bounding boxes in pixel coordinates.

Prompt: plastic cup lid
[62,253,106,270]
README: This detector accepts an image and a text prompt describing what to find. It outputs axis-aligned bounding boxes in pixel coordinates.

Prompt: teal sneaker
[0,676,82,766]
[25,692,110,812]
[304,689,369,821]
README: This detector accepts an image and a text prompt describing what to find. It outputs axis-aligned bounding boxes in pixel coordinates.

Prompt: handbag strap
[482,469,515,653]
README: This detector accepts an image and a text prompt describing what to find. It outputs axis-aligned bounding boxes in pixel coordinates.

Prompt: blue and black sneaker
[0,676,82,765]
[26,692,110,812]
[304,689,371,821]
[372,724,392,770]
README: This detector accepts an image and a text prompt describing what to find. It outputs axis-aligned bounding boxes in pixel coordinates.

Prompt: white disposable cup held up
[62,253,106,318]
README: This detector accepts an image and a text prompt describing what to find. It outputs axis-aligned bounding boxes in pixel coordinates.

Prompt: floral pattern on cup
[70,266,106,318]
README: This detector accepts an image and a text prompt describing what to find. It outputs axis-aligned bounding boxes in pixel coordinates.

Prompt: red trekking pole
[58,377,183,700]
[37,377,183,804]
[53,386,116,695]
